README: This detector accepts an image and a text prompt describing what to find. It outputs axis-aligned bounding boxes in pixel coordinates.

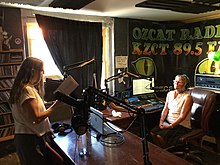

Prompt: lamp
[208,51,220,61]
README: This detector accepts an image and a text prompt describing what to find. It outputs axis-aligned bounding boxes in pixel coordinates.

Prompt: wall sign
[115,55,128,68]
[128,19,220,86]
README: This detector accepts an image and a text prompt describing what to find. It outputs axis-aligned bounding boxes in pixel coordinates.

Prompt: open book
[54,75,79,95]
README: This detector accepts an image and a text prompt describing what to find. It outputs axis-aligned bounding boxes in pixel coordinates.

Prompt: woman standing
[150,74,193,148]
[9,57,62,165]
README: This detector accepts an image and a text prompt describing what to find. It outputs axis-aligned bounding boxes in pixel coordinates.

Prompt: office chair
[151,87,216,164]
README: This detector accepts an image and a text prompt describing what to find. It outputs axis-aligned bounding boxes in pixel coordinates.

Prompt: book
[54,75,79,96]
[0,102,10,113]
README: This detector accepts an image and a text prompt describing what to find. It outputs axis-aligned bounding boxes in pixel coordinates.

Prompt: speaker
[49,0,95,9]
[52,123,73,136]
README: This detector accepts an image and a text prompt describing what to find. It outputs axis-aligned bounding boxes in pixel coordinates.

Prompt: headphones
[52,115,88,136]
[71,115,88,136]
[182,74,190,89]
[52,123,73,136]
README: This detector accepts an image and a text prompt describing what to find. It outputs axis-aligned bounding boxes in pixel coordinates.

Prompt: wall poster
[129,19,220,87]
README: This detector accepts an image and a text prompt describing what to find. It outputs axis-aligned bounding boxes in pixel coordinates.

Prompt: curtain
[36,15,102,98]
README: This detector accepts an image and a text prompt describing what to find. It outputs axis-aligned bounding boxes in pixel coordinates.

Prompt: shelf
[0,64,21,76]
[0,62,22,66]
[0,49,23,65]
[0,112,12,115]
[0,123,14,129]
[0,101,8,104]
[0,75,15,79]
[0,135,14,143]
[0,124,15,141]
[0,88,11,92]
[0,49,23,53]
[0,48,23,143]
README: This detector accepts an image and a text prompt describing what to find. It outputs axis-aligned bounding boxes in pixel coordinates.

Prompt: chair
[151,87,217,164]
[45,142,64,165]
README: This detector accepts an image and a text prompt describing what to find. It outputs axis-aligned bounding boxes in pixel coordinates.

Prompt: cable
[99,114,138,147]
[99,132,125,147]
[89,108,139,147]
[103,114,138,134]
[122,115,138,132]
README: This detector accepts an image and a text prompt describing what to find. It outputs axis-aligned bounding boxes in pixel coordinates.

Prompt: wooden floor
[0,140,20,165]
[0,152,20,165]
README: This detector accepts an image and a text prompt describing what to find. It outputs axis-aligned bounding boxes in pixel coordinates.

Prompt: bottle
[78,134,87,157]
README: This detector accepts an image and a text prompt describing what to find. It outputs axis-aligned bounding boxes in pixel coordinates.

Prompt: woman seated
[150,74,193,148]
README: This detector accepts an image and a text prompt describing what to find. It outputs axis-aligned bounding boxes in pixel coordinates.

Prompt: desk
[52,125,190,165]
[102,107,135,129]
[101,107,162,136]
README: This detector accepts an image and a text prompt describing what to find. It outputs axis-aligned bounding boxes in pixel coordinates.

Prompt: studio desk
[52,121,190,165]
[103,96,165,136]
[51,105,190,165]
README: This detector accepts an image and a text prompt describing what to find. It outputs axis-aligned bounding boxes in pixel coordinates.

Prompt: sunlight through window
[26,22,63,80]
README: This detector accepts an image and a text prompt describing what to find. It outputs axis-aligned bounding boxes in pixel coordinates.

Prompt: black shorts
[151,122,191,146]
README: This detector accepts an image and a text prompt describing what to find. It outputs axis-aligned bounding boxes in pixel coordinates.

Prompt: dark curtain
[36,15,102,98]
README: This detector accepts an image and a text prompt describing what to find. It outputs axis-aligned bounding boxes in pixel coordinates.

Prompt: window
[26,19,114,93]
[26,22,63,80]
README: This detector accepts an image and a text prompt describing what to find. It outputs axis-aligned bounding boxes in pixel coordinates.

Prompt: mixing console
[126,93,164,113]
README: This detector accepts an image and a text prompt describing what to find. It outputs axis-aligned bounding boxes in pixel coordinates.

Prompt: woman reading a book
[9,57,62,165]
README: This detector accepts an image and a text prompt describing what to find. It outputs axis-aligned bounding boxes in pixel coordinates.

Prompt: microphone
[54,91,88,136]
[54,91,83,107]
[117,70,125,77]
[169,86,174,91]
[150,86,168,90]
[117,71,140,84]
[150,86,173,92]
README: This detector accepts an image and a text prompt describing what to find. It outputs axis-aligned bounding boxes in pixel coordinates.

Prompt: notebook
[89,107,122,135]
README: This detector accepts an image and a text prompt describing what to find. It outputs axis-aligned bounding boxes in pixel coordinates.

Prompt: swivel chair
[151,87,216,164]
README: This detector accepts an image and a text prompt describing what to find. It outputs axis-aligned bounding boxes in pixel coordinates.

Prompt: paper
[115,56,128,68]
[54,75,79,95]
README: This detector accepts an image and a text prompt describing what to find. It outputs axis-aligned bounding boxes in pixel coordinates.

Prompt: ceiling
[1,0,220,22]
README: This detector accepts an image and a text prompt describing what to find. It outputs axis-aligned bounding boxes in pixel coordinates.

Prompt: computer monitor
[132,78,154,96]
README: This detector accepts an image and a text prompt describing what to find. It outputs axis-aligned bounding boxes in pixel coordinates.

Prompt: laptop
[89,107,122,135]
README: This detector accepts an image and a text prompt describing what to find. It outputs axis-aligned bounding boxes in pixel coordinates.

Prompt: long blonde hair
[9,57,44,104]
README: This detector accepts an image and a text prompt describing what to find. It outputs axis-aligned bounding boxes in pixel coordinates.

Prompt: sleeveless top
[166,90,191,126]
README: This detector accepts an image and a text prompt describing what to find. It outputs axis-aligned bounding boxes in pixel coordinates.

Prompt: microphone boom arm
[84,86,137,114]
[84,86,151,165]
[55,91,84,107]
[54,91,88,119]
[63,57,95,71]
[55,86,151,165]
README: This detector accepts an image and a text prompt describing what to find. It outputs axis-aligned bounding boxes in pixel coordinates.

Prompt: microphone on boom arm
[63,57,95,71]
[63,57,96,78]
[54,91,88,135]
[150,86,173,92]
